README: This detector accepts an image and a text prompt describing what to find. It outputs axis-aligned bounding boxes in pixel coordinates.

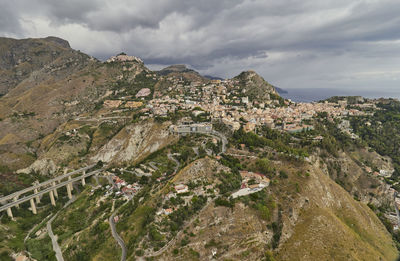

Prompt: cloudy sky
[1,0,400,95]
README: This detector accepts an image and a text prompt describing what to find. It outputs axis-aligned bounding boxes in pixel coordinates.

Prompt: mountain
[157,64,194,75]
[203,75,224,80]
[157,64,208,83]
[275,86,288,94]
[232,70,280,103]
[0,36,82,96]
[0,37,150,172]
[0,36,398,261]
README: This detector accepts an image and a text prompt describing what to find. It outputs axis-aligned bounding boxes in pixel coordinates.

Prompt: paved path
[167,153,180,174]
[210,130,227,154]
[47,196,76,261]
[231,187,264,199]
[148,162,159,171]
[47,215,64,261]
[225,153,258,159]
[109,213,127,261]
[24,213,52,243]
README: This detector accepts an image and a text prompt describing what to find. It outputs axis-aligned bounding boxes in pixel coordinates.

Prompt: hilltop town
[101,57,372,135]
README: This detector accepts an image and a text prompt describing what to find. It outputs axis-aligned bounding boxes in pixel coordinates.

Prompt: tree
[255,158,273,175]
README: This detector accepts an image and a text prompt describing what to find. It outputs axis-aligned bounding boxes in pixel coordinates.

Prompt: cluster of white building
[100,71,373,133]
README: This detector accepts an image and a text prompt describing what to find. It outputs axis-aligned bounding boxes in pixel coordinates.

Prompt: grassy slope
[277,164,398,261]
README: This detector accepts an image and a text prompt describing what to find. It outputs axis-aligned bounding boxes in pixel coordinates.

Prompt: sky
[1,0,400,94]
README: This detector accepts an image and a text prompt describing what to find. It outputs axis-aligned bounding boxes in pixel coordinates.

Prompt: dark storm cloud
[0,0,399,91]
[0,2,23,35]
[38,0,245,32]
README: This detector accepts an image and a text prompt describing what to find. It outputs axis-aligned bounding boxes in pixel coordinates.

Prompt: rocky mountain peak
[233,70,278,101]
[158,64,194,74]
[43,36,71,48]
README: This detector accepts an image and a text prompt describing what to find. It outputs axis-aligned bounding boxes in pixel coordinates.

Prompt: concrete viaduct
[0,164,101,219]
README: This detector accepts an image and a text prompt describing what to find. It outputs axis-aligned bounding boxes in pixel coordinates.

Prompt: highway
[0,164,95,203]
[0,169,101,212]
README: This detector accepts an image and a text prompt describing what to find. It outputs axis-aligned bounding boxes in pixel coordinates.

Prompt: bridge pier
[82,170,86,186]
[52,181,58,198]
[6,207,13,219]
[30,198,37,214]
[13,196,19,208]
[34,188,40,204]
[68,176,73,191]
[67,183,72,199]
[49,190,56,206]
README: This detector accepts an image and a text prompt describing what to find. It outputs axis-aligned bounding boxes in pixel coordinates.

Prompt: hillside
[0,36,75,96]
[0,38,151,173]
[157,64,208,83]
[0,36,399,261]
[233,70,278,102]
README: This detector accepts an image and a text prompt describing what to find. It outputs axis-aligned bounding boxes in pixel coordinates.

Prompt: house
[379,169,394,177]
[121,187,136,196]
[165,192,176,199]
[192,110,205,117]
[158,208,173,215]
[164,208,174,215]
[175,184,189,194]
[104,100,122,108]
[125,101,143,108]
[243,122,256,132]
[313,136,324,141]
[113,176,127,189]
[240,171,270,186]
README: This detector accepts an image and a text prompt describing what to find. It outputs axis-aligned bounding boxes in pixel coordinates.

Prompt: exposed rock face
[0,36,81,95]
[92,120,176,164]
[233,70,278,101]
[0,36,152,171]
[17,158,57,176]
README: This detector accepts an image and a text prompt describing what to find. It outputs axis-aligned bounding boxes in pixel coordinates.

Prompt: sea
[280,88,400,103]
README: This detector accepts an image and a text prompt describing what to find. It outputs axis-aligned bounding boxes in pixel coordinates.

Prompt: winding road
[167,153,180,174]
[109,213,127,261]
[46,196,77,261]
[210,130,227,155]
[47,215,64,261]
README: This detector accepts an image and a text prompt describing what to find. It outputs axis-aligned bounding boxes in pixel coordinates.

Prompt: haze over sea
[281,88,400,103]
